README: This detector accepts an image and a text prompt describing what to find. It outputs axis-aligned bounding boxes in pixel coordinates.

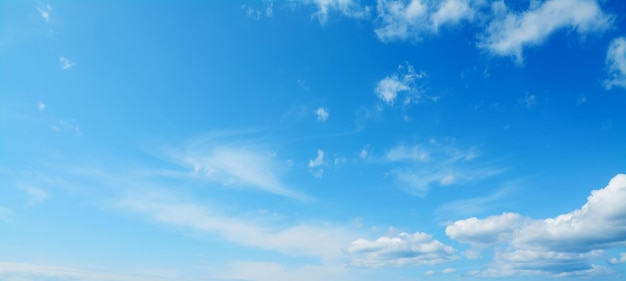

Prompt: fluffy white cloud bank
[605,37,626,89]
[447,174,626,277]
[345,231,457,267]
[479,0,613,64]
[304,0,613,64]
[375,0,481,42]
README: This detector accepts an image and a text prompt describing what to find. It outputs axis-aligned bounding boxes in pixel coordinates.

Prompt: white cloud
[519,93,537,108]
[59,56,76,70]
[0,262,173,281]
[53,119,81,136]
[38,101,46,111]
[20,186,48,205]
[117,193,358,261]
[172,142,307,201]
[345,231,457,267]
[605,37,626,89]
[442,267,456,274]
[243,0,273,20]
[375,62,426,106]
[315,107,329,122]
[384,140,501,196]
[334,157,347,165]
[424,270,435,276]
[609,253,626,264]
[309,0,371,24]
[431,0,475,31]
[385,144,430,162]
[446,212,529,247]
[36,4,52,23]
[479,0,612,64]
[436,186,512,219]
[359,148,369,159]
[375,0,480,42]
[308,149,325,168]
[447,174,626,276]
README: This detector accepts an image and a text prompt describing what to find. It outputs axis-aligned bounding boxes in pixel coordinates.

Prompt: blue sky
[1,0,626,280]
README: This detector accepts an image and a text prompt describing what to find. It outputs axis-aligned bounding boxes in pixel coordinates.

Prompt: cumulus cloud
[375,62,426,106]
[609,253,626,264]
[172,142,307,201]
[605,37,626,89]
[315,107,329,122]
[308,149,325,167]
[59,56,76,70]
[375,0,480,42]
[446,212,529,246]
[447,174,626,276]
[442,267,456,273]
[479,0,613,64]
[38,102,46,111]
[309,0,371,24]
[345,232,457,267]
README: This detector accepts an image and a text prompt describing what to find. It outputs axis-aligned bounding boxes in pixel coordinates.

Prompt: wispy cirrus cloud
[446,174,626,277]
[52,119,81,136]
[242,0,274,20]
[0,262,173,281]
[605,37,626,90]
[20,186,48,206]
[383,139,502,196]
[308,0,372,24]
[59,56,76,70]
[170,141,308,201]
[478,0,613,65]
[36,4,52,23]
[117,192,357,261]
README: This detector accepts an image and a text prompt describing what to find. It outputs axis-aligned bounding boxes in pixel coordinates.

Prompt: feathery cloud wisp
[59,56,76,70]
[605,37,626,89]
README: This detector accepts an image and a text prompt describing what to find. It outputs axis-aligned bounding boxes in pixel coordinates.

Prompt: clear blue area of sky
[1,1,626,281]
